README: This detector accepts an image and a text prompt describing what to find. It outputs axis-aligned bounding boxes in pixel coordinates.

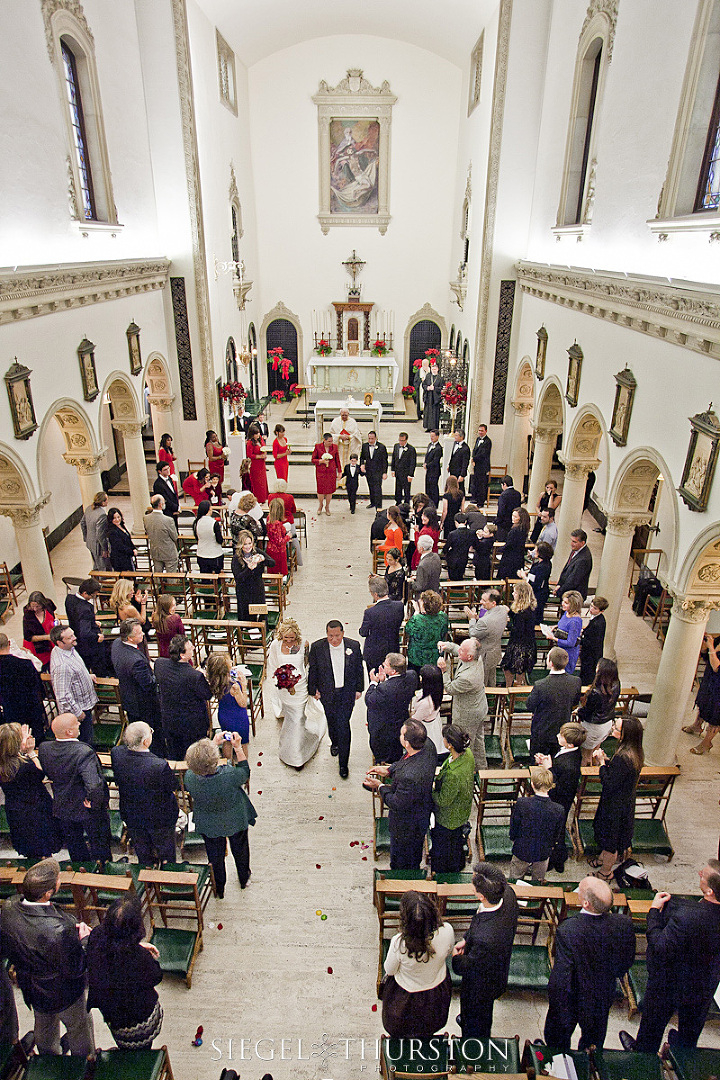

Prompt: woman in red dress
[273,424,289,482]
[411,506,441,569]
[158,433,176,474]
[22,592,57,668]
[312,433,341,515]
[247,423,269,504]
[266,498,291,576]
[205,430,226,484]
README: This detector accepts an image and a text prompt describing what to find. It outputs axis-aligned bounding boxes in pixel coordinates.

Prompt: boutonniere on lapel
[345,648,353,656]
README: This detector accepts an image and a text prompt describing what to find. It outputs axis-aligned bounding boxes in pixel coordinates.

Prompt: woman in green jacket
[185,733,257,898]
[405,590,449,672]
[431,725,475,873]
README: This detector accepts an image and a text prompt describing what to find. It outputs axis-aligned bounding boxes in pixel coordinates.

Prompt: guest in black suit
[448,430,471,492]
[359,577,405,674]
[526,647,582,758]
[38,712,111,862]
[110,619,158,730]
[342,454,361,513]
[152,462,180,521]
[391,433,417,505]
[0,634,46,741]
[370,508,389,554]
[360,431,388,509]
[106,508,136,573]
[522,542,554,623]
[154,635,212,760]
[495,476,522,540]
[624,860,720,1052]
[472,523,497,581]
[579,596,608,685]
[422,363,443,431]
[535,721,584,872]
[452,862,519,1038]
[111,721,179,864]
[444,513,476,581]
[365,719,437,869]
[546,876,636,1051]
[65,579,110,676]
[509,766,565,884]
[470,425,492,506]
[365,653,419,764]
[554,530,593,600]
[495,507,530,581]
[423,431,442,507]
[308,621,364,778]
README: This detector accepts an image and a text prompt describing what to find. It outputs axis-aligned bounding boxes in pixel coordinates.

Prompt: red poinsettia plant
[315,338,332,357]
[371,338,388,357]
[219,381,247,404]
[270,389,285,403]
[425,348,441,364]
[267,347,294,380]
[288,383,303,398]
[402,385,416,399]
[273,664,302,694]
[413,357,424,370]
[441,382,468,407]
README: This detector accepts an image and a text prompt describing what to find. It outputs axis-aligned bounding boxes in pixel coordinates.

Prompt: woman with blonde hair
[502,579,538,686]
[267,619,326,769]
[109,579,149,656]
[0,723,61,857]
[206,652,249,757]
[545,590,584,673]
[229,491,265,545]
[151,594,185,659]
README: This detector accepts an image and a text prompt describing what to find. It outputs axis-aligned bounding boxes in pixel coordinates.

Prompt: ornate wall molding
[666,591,720,623]
[580,0,619,61]
[605,512,652,535]
[469,0,513,437]
[0,260,169,326]
[171,0,215,428]
[41,0,94,62]
[517,261,720,360]
[62,451,106,474]
[0,494,51,528]
[559,456,600,479]
[111,420,144,438]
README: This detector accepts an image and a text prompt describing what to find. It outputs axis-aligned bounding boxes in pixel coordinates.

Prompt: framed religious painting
[679,405,720,512]
[77,337,99,402]
[609,367,636,446]
[126,320,142,375]
[535,325,547,380]
[4,360,37,440]
[565,341,583,407]
[313,70,396,235]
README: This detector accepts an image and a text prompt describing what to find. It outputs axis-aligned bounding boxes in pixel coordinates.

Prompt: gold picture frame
[565,341,583,407]
[609,367,636,447]
[127,320,142,376]
[77,338,99,402]
[679,405,720,512]
[535,325,547,380]
[5,360,37,440]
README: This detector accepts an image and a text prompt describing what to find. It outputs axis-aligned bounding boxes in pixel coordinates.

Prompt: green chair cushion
[93,724,123,750]
[375,869,426,911]
[109,811,125,842]
[375,816,390,853]
[506,944,551,990]
[150,926,198,973]
[446,954,462,988]
[479,825,513,860]
[668,1047,720,1080]
[523,1043,591,1080]
[627,958,647,1011]
[93,1048,166,1080]
[594,1049,664,1080]
[25,1057,88,1080]
[381,1037,448,1075]
[434,873,477,920]
[484,734,503,764]
[0,808,8,837]
[449,1037,520,1074]
[631,818,673,857]
[577,819,599,855]
[509,736,531,763]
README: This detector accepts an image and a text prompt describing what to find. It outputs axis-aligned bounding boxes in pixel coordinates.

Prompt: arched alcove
[260,302,303,393]
[404,303,447,384]
[608,448,679,581]
[36,399,102,526]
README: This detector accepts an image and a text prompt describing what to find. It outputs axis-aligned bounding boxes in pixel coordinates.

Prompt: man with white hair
[111,722,179,866]
[545,875,635,1051]
[438,637,488,768]
[329,407,362,472]
[410,534,441,597]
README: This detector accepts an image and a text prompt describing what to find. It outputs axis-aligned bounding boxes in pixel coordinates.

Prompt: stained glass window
[696,73,720,211]
[231,205,240,263]
[61,41,96,220]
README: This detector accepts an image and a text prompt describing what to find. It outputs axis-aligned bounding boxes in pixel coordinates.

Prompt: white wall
[37,417,83,533]
[247,36,462,389]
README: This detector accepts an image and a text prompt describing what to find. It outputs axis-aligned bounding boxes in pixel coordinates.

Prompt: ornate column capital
[511,402,533,416]
[147,396,175,411]
[605,512,652,536]
[111,420,144,438]
[558,456,601,479]
[62,450,107,475]
[666,591,720,624]
[532,425,562,442]
[0,493,51,528]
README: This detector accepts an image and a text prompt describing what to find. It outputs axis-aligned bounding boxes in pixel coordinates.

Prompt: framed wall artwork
[679,405,720,512]
[313,70,396,235]
[127,320,142,375]
[77,337,99,401]
[535,325,548,379]
[609,366,636,446]
[565,341,583,407]
[4,360,37,440]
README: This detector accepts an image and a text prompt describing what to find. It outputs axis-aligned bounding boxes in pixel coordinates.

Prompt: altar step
[286,408,418,422]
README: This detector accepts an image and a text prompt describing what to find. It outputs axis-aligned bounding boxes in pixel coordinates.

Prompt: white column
[506,404,532,498]
[643,597,720,766]
[1,497,55,603]
[595,513,651,659]
[113,421,150,534]
[553,458,598,576]
[526,428,559,519]
[63,452,106,511]
[147,397,175,461]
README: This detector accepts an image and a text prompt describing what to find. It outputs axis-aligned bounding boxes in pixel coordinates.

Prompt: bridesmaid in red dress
[158,433,176,474]
[247,423,269,504]
[205,430,226,484]
[266,498,291,576]
[311,432,341,515]
[273,424,289,481]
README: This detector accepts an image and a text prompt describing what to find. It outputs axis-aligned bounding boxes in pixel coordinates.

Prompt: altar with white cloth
[308,354,398,404]
[314,397,382,442]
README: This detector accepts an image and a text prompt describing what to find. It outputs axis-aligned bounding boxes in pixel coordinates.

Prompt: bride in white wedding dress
[267,619,327,769]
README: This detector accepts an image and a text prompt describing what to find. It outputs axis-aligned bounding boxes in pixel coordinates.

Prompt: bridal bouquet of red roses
[273,664,301,694]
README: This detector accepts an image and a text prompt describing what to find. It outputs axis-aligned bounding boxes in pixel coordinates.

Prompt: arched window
[225,338,237,383]
[248,323,258,399]
[449,325,456,350]
[266,320,297,396]
[463,340,470,366]
[408,320,441,383]
[45,4,116,224]
[456,332,463,359]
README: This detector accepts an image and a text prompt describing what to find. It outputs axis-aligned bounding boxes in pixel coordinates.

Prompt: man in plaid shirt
[49,625,98,745]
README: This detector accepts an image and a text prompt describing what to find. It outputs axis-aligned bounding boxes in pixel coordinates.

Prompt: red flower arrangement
[273,664,302,695]
[267,347,294,380]
[401,385,416,399]
[315,338,332,357]
[441,382,468,407]
[219,381,246,404]
[371,339,388,357]
[425,348,441,363]
[270,389,285,403]
[413,358,424,370]
[288,383,303,398]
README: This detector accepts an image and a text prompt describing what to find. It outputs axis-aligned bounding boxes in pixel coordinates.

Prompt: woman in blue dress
[546,591,584,673]
[206,653,250,758]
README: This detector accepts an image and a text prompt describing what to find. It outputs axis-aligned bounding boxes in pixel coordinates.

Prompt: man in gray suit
[144,494,179,572]
[466,588,509,687]
[411,534,442,597]
[81,492,110,570]
[437,637,488,768]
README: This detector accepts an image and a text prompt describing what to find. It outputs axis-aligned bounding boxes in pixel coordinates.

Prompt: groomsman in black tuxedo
[448,429,471,493]
[360,431,388,510]
[391,432,417,505]
[423,430,442,507]
[471,424,492,506]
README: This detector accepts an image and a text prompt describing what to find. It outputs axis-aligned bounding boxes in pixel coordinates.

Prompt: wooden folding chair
[69,871,135,924]
[474,769,531,860]
[375,877,436,991]
[139,869,203,987]
[93,677,128,751]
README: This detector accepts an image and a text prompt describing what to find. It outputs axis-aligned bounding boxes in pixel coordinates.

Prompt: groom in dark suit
[308,621,364,778]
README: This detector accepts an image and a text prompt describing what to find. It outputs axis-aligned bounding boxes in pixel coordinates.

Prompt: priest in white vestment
[329,408,362,474]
